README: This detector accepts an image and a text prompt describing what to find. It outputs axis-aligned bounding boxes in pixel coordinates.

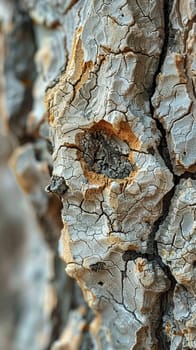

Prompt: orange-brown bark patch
[62,223,74,264]
[175,54,187,84]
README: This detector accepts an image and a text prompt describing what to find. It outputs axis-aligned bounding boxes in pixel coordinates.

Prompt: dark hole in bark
[80,129,134,179]
[122,250,139,262]
[147,147,155,155]
[98,281,104,286]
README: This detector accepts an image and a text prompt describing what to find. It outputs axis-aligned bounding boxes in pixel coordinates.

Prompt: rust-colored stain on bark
[175,54,187,84]
[165,323,171,334]
[176,159,196,173]
[62,223,74,264]
[136,258,146,273]
[66,26,84,82]
[75,60,94,91]
[66,27,93,91]
[46,26,94,125]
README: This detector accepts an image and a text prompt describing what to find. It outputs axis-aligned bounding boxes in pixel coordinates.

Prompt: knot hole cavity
[79,123,135,179]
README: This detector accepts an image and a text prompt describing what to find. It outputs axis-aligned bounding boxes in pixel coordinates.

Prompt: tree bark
[1,0,196,349]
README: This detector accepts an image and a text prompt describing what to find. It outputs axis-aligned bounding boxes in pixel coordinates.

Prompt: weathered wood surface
[46,0,196,349]
[1,0,196,349]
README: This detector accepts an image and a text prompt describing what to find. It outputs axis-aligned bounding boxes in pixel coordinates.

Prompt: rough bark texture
[1,0,196,349]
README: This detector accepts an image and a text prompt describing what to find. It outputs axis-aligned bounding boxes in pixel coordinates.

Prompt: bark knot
[79,126,135,179]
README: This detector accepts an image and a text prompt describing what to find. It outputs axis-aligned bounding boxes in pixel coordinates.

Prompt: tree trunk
[1,0,196,349]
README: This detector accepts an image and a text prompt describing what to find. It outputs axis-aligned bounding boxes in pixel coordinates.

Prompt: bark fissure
[147,1,182,348]
[151,30,195,340]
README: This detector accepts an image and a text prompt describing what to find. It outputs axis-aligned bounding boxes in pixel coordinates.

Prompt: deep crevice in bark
[147,192,177,350]
[149,1,176,348]
[155,285,176,350]
[47,256,73,349]
[148,0,175,257]
[156,120,173,173]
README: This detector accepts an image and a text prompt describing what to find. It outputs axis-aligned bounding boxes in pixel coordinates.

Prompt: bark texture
[1,0,196,349]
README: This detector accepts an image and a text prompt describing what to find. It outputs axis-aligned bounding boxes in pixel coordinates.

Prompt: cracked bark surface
[1,0,196,349]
